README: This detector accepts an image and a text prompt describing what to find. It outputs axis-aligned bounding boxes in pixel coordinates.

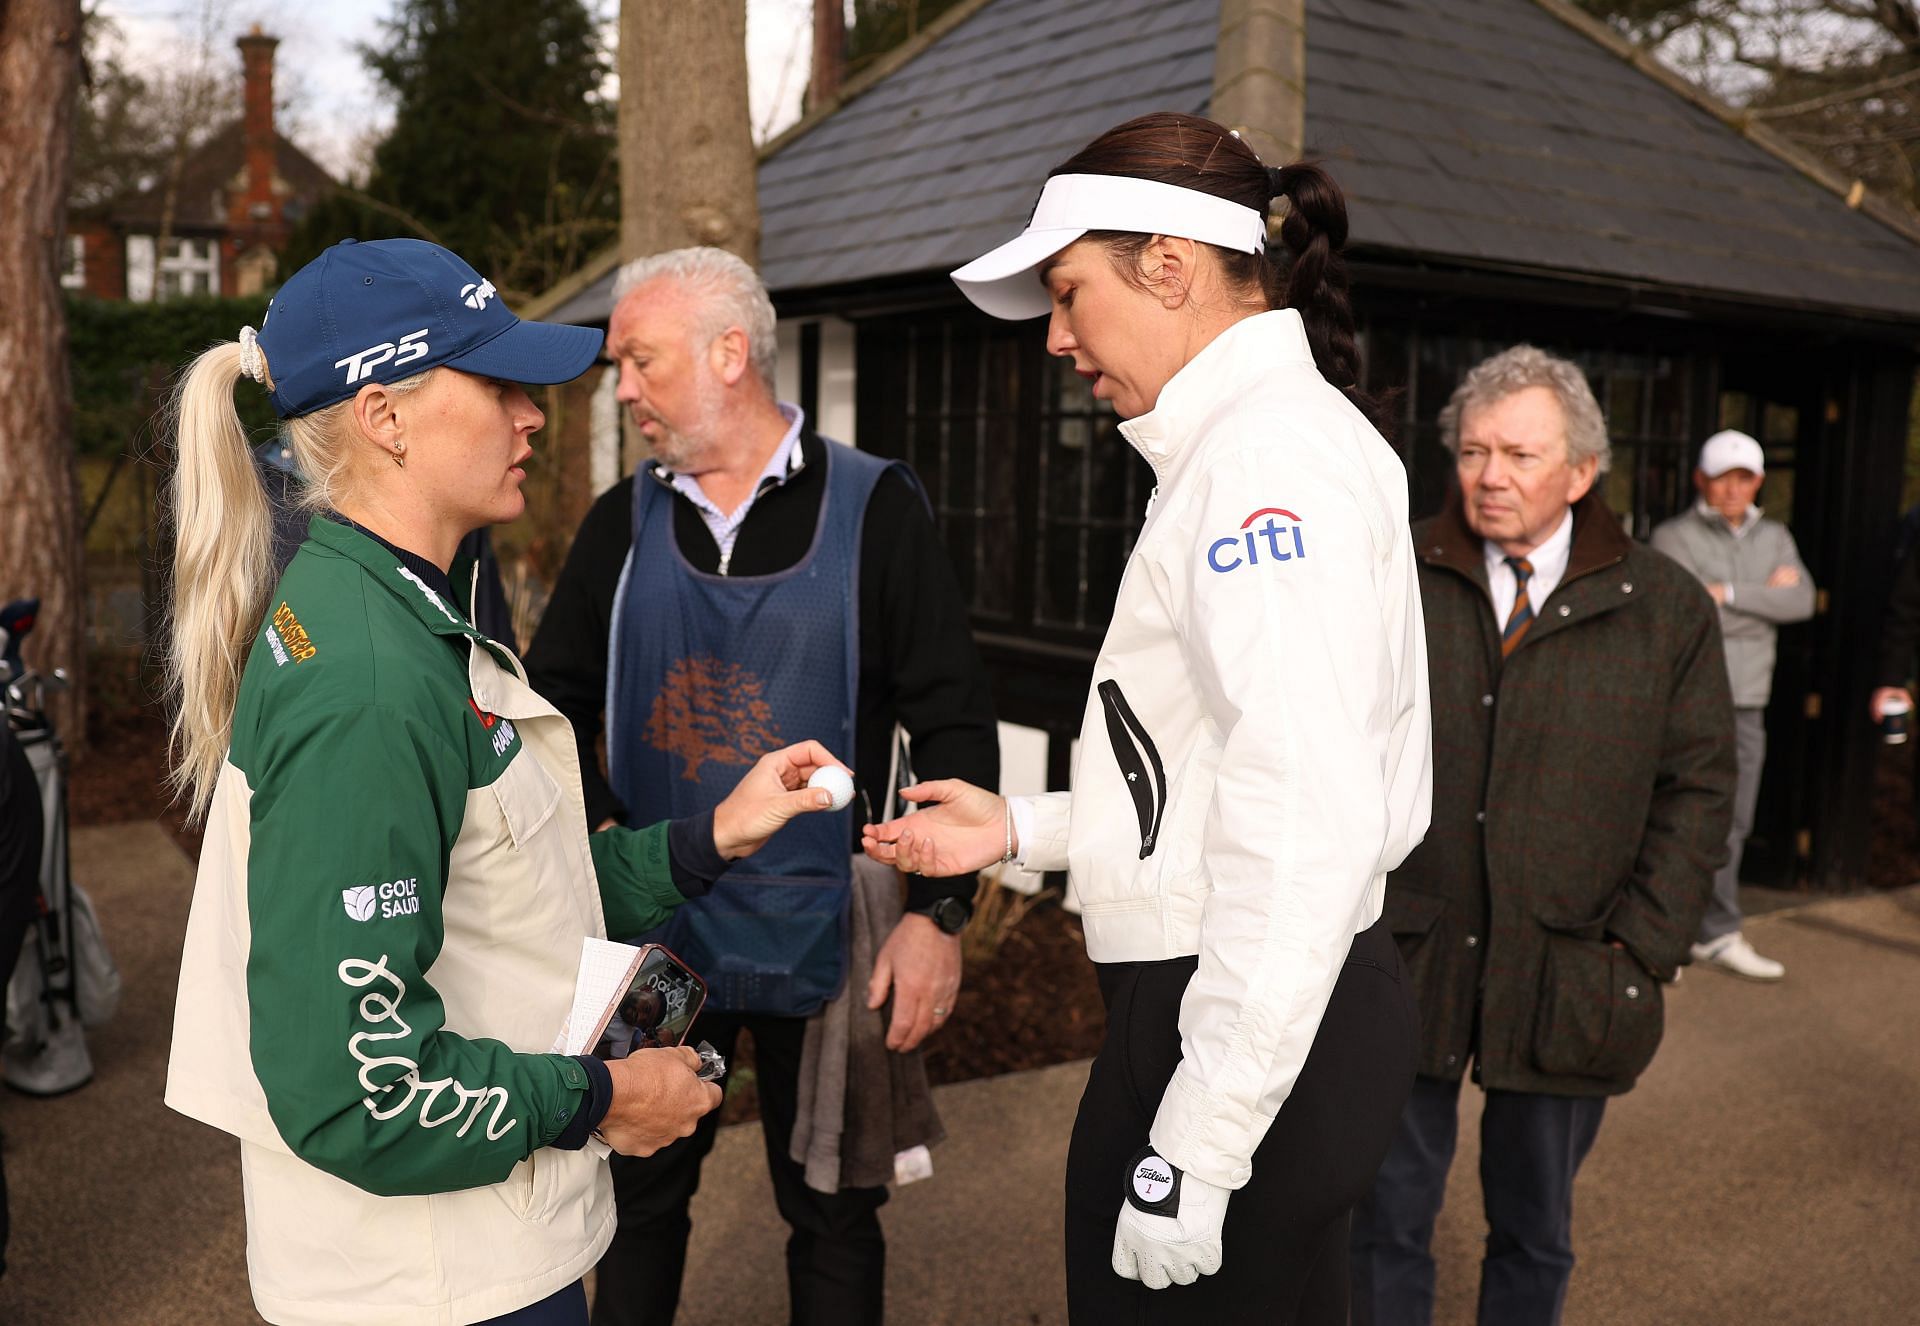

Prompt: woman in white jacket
[862,113,1432,1324]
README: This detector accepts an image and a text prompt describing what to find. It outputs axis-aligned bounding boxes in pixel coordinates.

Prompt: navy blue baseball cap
[254,238,603,418]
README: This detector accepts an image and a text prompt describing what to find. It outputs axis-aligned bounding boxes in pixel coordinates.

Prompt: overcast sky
[91,0,820,180]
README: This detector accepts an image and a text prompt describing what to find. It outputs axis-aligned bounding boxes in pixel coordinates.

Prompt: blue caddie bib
[605,438,903,1015]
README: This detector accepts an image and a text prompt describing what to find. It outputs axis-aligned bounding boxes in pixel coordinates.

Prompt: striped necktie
[1502,556,1535,657]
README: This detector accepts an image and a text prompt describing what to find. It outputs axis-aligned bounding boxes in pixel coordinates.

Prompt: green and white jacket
[166,517,686,1325]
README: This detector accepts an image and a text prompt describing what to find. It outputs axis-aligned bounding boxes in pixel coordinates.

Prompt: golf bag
[2,599,120,1095]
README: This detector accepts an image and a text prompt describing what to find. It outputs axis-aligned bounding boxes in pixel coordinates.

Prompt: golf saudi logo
[342,878,422,922]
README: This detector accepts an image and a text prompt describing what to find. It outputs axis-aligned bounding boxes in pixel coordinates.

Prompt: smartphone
[597,943,707,1059]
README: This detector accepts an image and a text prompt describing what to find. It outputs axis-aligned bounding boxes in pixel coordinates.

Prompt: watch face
[932,897,970,933]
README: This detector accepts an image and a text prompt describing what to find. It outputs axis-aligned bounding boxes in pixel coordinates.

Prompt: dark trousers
[591,1010,888,1326]
[1063,920,1418,1326]
[0,726,45,1281]
[482,1281,587,1324]
[1349,1075,1607,1326]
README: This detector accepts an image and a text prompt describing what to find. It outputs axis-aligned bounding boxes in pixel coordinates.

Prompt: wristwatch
[918,895,973,935]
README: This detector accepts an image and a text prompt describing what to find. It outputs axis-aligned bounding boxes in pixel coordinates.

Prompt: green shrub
[67,293,279,460]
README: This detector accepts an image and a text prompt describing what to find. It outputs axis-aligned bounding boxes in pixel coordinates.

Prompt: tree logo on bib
[645,655,784,782]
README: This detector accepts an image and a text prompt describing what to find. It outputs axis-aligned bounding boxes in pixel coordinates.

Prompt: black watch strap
[1124,1145,1182,1217]
[919,894,972,934]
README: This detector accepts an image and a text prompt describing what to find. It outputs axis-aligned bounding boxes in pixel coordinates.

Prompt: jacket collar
[1690,498,1763,537]
[302,515,516,668]
[1118,308,1317,478]
[1421,489,1631,595]
[326,513,457,606]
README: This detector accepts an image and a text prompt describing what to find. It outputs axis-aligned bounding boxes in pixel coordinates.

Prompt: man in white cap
[1651,430,1814,979]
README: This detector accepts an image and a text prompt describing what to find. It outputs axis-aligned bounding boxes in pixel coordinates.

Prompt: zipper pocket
[1097,679,1168,859]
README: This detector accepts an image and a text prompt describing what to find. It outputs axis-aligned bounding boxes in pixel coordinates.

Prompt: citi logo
[1207,507,1307,574]
[461,279,496,310]
[336,329,431,384]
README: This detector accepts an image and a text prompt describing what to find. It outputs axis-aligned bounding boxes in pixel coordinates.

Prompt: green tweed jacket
[1385,492,1735,1097]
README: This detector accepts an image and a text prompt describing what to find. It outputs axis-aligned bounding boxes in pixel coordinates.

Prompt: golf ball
[809,765,855,812]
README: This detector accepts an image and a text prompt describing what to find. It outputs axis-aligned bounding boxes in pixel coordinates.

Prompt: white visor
[951,173,1268,320]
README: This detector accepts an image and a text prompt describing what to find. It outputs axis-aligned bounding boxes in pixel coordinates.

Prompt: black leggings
[1064,919,1417,1325]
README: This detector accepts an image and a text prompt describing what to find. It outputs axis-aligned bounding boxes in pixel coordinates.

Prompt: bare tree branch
[332,185,451,248]
[1783,120,1920,145]
[1872,0,1920,48]
[470,68,611,139]
[1751,63,1920,116]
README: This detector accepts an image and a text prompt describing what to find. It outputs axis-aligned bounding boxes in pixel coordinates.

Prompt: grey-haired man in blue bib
[525,247,998,1326]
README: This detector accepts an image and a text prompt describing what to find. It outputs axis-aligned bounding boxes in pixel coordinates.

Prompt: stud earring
[392,441,406,468]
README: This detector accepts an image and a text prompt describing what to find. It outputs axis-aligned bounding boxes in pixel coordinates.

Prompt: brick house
[64,27,335,302]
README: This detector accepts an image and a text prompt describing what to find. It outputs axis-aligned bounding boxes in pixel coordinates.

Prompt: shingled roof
[539,0,1920,324]
[1314,0,1920,320]
[93,121,337,231]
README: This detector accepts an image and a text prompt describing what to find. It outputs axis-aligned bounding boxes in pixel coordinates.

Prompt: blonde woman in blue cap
[162,238,844,1326]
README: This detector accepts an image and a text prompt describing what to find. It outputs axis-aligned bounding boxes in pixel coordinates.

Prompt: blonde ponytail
[164,342,276,822]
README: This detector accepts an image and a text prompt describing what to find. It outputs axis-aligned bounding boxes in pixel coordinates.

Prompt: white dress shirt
[1485,507,1574,625]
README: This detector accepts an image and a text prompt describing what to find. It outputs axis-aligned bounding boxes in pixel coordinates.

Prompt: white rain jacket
[1011,309,1432,1189]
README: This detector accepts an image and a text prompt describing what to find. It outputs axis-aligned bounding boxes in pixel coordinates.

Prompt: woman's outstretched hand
[713,740,848,860]
[861,779,1010,878]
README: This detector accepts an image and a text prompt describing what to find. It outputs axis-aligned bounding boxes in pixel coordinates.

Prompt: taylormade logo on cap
[336,329,432,385]
[253,238,603,419]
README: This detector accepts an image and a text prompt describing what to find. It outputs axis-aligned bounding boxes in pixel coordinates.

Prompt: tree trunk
[1212,0,1306,169]
[619,0,761,266]
[0,0,88,746]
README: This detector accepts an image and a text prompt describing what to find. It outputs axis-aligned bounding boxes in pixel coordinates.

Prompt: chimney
[237,25,280,227]
[807,0,846,113]
[1211,0,1305,170]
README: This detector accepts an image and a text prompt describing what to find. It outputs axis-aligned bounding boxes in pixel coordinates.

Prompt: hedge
[67,293,279,459]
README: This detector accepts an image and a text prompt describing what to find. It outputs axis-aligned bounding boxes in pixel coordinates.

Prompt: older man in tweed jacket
[1350,347,1734,1326]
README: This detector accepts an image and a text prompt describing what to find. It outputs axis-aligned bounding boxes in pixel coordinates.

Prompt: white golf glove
[1111,1146,1232,1289]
